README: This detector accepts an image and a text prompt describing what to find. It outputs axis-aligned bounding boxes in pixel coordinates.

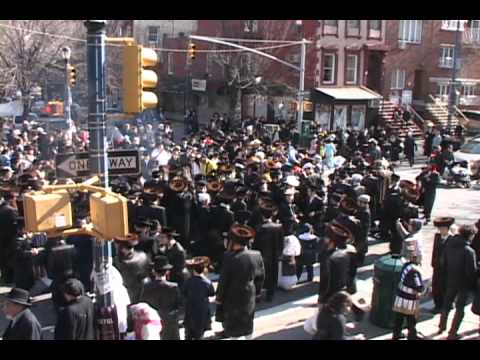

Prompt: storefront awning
[313,86,383,101]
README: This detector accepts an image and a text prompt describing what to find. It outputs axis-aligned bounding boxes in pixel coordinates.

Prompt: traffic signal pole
[64,57,73,128]
[84,20,118,340]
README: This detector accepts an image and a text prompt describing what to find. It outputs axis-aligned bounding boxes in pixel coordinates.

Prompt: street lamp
[61,46,73,128]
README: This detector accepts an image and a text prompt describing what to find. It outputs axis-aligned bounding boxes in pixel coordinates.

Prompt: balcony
[463,29,480,46]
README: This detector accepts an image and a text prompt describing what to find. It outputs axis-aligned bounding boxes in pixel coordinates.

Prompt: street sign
[192,79,207,91]
[56,150,141,179]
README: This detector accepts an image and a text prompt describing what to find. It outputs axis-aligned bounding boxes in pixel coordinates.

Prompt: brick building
[311,20,387,130]
[133,20,318,121]
[382,20,480,115]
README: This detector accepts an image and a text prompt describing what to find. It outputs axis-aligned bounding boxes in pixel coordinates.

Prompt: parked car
[461,110,480,134]
[454,136,480,179]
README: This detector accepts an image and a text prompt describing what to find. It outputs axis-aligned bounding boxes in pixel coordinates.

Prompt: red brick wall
[383,20,480,102]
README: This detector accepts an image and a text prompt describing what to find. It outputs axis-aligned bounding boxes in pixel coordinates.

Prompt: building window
[323,20,338,36]
[437,83,450,101]
[315,104,331,130]
[462,84,476,97]
[244,20,258,33]
[346,20,361,37]
[439,46,455,68]
[322,53,336,84]
[399,20,422,44]
[368,20,382,39]
[391,69,406,90]
[441,20,465,31]
[167,53,174,75]
[351,105,366,130]
[464,20,480,44]
[345,54,359,84]
[147,26,159,44]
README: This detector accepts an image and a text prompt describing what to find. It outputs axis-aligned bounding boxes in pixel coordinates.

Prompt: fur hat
[433,217,455,228]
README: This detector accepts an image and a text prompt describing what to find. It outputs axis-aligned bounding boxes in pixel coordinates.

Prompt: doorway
[366,52,383,93]
[413,69,424,101]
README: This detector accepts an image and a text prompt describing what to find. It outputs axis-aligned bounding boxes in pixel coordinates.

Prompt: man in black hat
[137,189,168,229]
[416,165,440,224]
[430,217,455,314]
[155,227,187,288]
[318,224,355,305]
[298,184,324,233]
[207,196,235,271]
[140,255,181,340]
[216,225,265,339]
[54,278,95,340]
[438,225,477,339]
[253,206,284,302]
[0,191,19,284]
[167,177,194,252]
[1,288,42,340]
[114,236,150,304]
[183,257,215,340]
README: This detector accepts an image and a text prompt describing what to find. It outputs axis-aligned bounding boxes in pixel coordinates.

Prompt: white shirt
[283,235,301,257]
[151,148,171,167]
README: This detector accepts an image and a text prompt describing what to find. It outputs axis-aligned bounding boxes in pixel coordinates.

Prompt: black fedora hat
[114,233,139,247]
[5,288,32,307]
[162,226,180,237]
[153,255,173,272]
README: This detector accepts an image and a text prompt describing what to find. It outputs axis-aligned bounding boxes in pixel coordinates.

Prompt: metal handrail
[454,104,470,124]
[405,104,425,125]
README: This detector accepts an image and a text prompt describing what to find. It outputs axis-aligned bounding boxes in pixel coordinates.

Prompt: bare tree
[0,20,84,113]
[209,20,305,122]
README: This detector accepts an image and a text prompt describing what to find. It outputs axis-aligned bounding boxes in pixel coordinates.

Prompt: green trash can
[369,254,405,329]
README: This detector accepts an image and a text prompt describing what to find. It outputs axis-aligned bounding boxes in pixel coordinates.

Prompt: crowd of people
[0,110,479,340]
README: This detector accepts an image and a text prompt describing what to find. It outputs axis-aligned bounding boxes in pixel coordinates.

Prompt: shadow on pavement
[254,323,310,340]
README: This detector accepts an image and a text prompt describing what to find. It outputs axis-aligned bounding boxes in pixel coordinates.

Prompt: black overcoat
[54,296,95,340]
[431,233,452,307]
[182,275,215,337]
[140,278,181,340]
[216,248,265,337]
[253,221,284,295]
[319,248,351,303]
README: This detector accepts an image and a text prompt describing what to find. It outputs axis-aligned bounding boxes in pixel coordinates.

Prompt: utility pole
[61,47,73,128]
[297,39,306,136]
[448,20,463,131]
[84,20,118,340]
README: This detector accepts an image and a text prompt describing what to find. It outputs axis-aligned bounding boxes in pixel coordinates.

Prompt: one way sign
[55,150,141,179]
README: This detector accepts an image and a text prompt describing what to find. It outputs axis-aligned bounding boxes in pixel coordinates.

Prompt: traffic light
[68,65,77,87]
[188,42,196,60]
[123,44,158,114]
